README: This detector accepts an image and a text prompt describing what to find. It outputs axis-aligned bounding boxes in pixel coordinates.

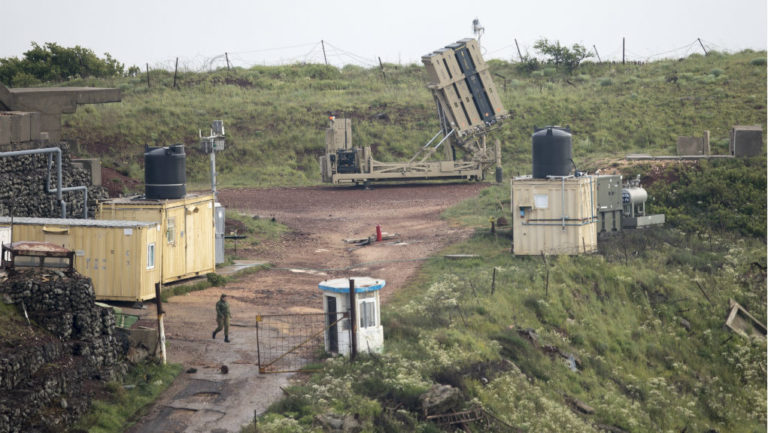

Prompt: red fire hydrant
[376,224,382,242]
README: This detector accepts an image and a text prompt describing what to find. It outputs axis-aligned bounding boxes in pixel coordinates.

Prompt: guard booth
[319,277,385,356]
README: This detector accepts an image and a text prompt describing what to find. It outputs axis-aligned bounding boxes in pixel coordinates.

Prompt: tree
[533,39,592,73]
[0,42,124,86]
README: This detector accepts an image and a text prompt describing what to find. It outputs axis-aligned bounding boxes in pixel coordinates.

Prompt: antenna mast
[472,18,485,48]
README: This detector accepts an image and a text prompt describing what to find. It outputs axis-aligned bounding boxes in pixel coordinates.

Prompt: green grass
[247,157,766,432]
[159,265,271,302]
[71,361,183,433]
[57,50,765,188]
[224,209,288,256]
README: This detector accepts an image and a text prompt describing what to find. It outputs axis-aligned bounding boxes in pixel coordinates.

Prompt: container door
[185,208,195,273]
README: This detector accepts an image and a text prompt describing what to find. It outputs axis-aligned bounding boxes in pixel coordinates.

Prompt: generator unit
[319,39,508,185]
[621,176,665,229]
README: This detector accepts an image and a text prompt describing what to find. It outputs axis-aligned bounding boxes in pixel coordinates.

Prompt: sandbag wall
[0,270,128,433]
[0,143,108,219]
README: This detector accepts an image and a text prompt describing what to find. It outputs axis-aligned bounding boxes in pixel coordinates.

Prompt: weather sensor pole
[472,18,485,49]
[200,120,226,200]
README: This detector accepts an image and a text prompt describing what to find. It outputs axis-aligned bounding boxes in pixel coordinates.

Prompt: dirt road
[125,182,488,433]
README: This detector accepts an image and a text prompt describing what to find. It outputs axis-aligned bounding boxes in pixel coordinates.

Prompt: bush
[750,58,767,66]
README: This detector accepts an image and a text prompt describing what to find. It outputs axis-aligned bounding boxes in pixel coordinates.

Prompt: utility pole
[321,40,328,65]
[225,52,231,70]
[697,38,708,55]
[593,45,602,63]
[622,38,626,64]
[146,63,151,88]
[514,38,524,61]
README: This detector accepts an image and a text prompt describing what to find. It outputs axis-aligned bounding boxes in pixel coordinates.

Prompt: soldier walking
[212,293,231,343]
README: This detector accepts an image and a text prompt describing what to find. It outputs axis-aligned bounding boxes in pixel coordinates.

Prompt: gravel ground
[125,182,489,433]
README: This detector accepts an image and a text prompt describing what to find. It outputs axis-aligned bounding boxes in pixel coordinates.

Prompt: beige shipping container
[97,193,215,283]
[0,217,161,301]
[511,176,598,255]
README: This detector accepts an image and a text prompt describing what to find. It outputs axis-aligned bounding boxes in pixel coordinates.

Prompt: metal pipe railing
[47,154,88,219]
[0,147,89,219]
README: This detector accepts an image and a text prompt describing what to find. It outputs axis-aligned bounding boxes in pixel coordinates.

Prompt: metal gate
[256,312,347,374]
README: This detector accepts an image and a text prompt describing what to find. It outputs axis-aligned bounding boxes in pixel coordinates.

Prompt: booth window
[147,243,155,269]
[359,300,376,328]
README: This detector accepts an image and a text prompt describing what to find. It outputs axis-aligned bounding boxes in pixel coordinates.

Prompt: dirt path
[125,182,488,433]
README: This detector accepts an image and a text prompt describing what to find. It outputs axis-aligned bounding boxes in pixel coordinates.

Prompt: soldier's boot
[212,331,218,340]
[224,336,230,343]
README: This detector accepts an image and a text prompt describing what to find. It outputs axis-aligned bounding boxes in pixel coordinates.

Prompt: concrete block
[28,112,41,141]
[730,125,764,157]
[676,131,710,155]
[71,158,102,186]
[6,111,31,143]
[0,114,10,146]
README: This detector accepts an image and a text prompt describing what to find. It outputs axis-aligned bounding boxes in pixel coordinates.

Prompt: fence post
[255,315,263,373]
[348,278,357,361]
[146,63,151,88]
[491,267,497,295]
[622,38,626,65]
[154,283,166,364]
[173,57,179,89]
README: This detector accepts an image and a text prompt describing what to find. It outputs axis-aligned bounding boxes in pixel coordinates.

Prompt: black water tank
[145,144,186,199]
[532,126,572,178]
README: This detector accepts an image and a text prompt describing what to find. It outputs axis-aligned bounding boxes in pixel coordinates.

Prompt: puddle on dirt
[167,408,197,420]
[188,392,221,403]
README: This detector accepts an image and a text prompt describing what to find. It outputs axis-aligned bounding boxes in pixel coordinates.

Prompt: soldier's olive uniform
[212,296,231,342]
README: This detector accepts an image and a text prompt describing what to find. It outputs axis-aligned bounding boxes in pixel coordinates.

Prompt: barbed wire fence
[139,37,745,74]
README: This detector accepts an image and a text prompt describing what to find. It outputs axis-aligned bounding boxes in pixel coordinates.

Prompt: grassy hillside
[48,50,766,432]
[248,170,766,433]
[58,50,766,189]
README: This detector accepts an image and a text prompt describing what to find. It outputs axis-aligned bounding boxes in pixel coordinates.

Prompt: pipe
[561,176,566,230]
[0,147,67,218]
[47,154,88,218]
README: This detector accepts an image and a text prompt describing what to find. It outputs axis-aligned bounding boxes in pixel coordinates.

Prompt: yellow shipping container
[97,193,215,283]
[511,176,598,255]
[0,216,161,301]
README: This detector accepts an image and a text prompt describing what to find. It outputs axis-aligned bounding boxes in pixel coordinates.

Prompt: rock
[419,384,462,415]
[564,394,594,414]
[679,318,691,332]
[0,270,128,432]
[342,414,362,433]
[316,413,345,430]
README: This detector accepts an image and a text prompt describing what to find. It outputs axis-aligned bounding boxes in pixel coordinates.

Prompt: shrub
[750,58,767,66]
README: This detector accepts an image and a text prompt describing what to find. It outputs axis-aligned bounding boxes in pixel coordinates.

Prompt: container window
[534,194,549,209]
[359,301,376,328]
[147,243,155,269]
[166,218,175,244]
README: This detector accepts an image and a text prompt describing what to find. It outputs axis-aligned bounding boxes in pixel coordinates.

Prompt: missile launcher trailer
[320,39,508,185]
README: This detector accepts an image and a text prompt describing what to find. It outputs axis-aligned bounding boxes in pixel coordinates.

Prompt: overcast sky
[3,0,766,70]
